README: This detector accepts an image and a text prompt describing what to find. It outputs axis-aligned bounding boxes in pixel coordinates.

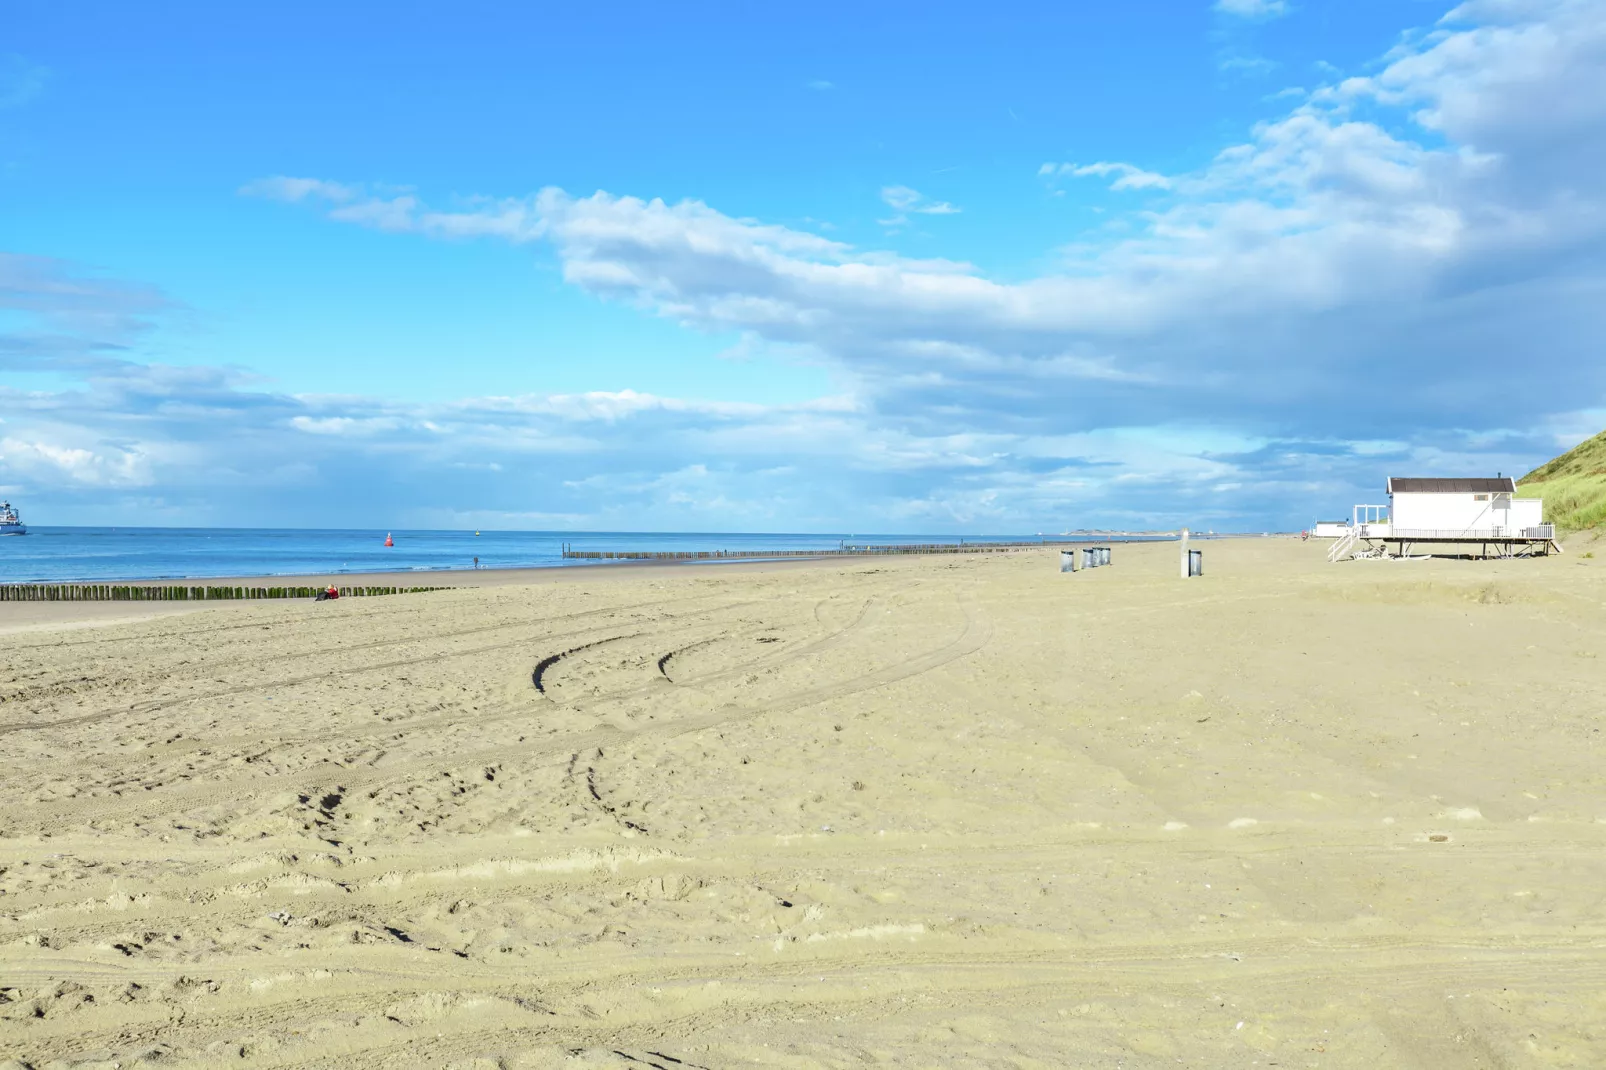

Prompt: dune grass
[1519,429,1606,532]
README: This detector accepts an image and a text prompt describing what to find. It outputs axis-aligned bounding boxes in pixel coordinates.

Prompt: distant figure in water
[473,556,480,570]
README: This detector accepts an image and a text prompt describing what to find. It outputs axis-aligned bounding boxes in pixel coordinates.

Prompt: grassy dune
[1519,428,1606,532]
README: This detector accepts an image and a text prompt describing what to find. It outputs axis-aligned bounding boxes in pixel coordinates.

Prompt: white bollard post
[1179,528,1190,578]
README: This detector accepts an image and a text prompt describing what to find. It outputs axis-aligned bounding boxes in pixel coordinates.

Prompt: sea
[0,528,1160,585]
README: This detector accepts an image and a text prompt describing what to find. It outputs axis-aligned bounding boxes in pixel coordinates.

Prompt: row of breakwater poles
[559,542,1030,560]
[0,584,452,602]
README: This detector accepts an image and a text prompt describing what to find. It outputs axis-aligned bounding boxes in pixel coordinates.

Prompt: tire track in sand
[0,599,764,738]
[2,594,987,833]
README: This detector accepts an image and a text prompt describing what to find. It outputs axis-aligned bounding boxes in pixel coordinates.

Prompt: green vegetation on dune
[1519,428,1606,532]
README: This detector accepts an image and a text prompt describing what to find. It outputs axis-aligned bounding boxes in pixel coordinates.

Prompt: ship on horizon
[0,501,27,536]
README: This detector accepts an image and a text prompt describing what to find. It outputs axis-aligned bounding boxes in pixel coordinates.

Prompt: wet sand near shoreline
[0,557,859,636]
[3,538,1605,1067]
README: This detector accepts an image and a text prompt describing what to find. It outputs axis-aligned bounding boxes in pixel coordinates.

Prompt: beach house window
[1474,494,1489,501]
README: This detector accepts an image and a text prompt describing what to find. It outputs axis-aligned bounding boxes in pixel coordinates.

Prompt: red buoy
[384,533,394,547]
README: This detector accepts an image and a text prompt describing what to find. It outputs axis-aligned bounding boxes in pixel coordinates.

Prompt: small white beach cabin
[1312,520,1350,538]
[1328,475,1555,560]
[1384,477,1542,537]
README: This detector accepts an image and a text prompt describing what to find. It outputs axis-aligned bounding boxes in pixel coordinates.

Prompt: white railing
[1353,504,1389,527]
[1327,528,1359,562]
[1387,527,1552,540]
[1331,522,1556,562]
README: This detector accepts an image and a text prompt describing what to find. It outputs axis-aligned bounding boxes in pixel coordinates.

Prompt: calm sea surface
[0,528,1147,584]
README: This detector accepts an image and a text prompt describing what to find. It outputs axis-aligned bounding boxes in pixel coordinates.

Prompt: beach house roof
[1387,477,1515,494]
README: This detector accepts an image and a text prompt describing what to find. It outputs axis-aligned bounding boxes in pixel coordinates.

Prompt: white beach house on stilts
[1328,477,1558,561]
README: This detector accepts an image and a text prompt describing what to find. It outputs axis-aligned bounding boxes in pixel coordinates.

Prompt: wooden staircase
[1327,527,1359,563]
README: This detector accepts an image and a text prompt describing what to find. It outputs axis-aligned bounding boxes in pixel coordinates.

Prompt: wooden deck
[1331,525,1562,560]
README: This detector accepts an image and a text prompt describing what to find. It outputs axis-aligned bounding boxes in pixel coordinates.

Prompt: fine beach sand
[4,537,1606,1068]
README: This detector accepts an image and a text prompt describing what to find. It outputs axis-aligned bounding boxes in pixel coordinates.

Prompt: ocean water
[0,528,1116,584]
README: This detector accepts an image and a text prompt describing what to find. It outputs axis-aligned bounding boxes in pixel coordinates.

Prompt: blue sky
[3,0,1604,531]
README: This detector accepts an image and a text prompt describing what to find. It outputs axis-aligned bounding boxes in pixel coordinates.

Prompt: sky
[3,0,1605,532]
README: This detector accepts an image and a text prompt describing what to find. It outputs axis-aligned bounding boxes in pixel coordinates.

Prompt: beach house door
[1491,493,1511,535]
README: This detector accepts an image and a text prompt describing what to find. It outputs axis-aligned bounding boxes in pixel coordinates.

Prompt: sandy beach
[3,536,1605,1068]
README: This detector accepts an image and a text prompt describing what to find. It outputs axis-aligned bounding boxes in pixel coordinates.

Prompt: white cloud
[239,176,360,203]
[0,347,1567,530]
[3,252,1399,529]
[1040,161,1173,190]
[241,179,547,242]
[1218,54,1280,76]
[282,1,1602,455]
[878,185,961,226]
[1215,0,1289,18]
[288,415,403,436]
[0,436,151,487]
[880,186,960,214]
[13,0,1600,530]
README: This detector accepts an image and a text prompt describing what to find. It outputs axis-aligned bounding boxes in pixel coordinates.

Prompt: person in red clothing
[325,584,339,599]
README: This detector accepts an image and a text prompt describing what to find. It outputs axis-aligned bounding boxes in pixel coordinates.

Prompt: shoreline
[0,532,1291,589]
[0,554,938,634]
[0,551,958,591]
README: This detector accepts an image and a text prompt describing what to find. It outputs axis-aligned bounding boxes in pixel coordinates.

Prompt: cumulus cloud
[503,0,1603,450]
[10,352,1459,530]
[1,254,1566,530]
[263,0,1602,516]
[1040,161,1173,190]
[4,249,1413,529]
[0,436,151,487]
[241,177,547,242]
[11,0,1604,530]
[1215,0,1289,18]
